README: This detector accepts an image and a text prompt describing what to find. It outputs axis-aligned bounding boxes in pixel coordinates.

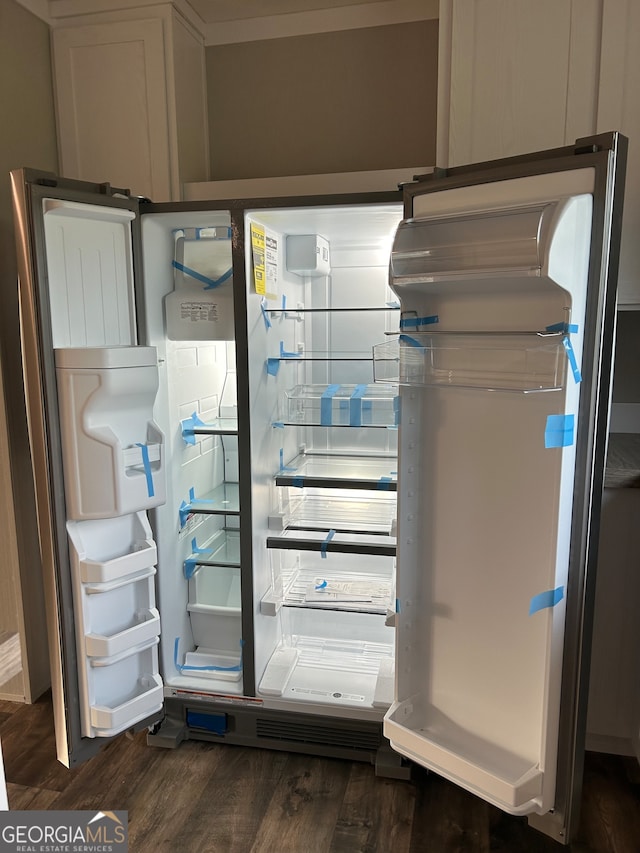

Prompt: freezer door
[11,170,164,767]
[383,133,627,842]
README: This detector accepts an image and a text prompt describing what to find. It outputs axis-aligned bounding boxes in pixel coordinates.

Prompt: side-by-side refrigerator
[11,131,626,844]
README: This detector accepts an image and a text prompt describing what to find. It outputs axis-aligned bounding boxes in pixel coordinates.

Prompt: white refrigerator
[10,131,626,844]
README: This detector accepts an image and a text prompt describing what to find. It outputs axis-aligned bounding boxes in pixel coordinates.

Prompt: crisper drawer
[280,384,398,427]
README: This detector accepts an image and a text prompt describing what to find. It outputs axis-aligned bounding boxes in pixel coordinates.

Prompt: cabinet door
[438,0,602,168]
[597,0,640,306]
[53,19,173,201]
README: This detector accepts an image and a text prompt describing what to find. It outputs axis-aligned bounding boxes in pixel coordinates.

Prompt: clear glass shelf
[180,408,238,440]
[275,452,397,490]
[275,493,396,536]
[277,567,394,615]
[182,482,240,519]
[190,417,238,435]
[267,529,396,557]
[373,332,567,392]
[268,306,399,314]
[184,529,240,570]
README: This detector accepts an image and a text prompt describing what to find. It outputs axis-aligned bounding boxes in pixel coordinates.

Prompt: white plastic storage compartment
[258,607,395,709]
[88,640,163,737]
[187,565,242,666]
[55,346,165,519]
[67,512,163,737]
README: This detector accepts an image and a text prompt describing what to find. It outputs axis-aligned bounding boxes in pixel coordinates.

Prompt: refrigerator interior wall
[245,204,402,718]
[384,171,595,815]
[140,211,244,694]
[40,199,165,738]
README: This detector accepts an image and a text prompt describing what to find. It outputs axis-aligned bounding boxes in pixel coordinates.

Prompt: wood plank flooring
[0,694,639,852]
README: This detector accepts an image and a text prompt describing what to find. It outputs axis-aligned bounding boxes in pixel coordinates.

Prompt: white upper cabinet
[438,0,639,306]
[52,3,209,202]
[596,0,640,307]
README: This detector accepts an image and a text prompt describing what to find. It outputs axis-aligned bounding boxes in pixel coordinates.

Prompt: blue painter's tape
[282,294,287,312]
[181,426,196,446]
[377,476,393,490]
[136,443,154,497]
[184,558,198,580]
[350,384,367,427]
[292,476,304,489]
[399,334,424,349]
[179,501,191,528]
[260,297,272,330]
[315,580,327,590]
[266,358,280,376]
[386,301,401,309]
[400,314,439,329]
[562,336,582,383]
[546,322,579,333]
[396,598,401,613]
[172,260,232,290]
[203,266,232,290]
[191,537,213,555]
[181,411,208,445]
[279,448,296,473]
[529,585,564,615]
[280,340,300,358]
[272,421,284,429]
[189,486,214,505]
[174,636,243,672]
[545,414,575,448]
[321,529,336,559]
[321,384,341,426]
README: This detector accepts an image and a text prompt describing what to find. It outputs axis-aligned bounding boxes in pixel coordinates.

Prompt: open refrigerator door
[381,134,627,842]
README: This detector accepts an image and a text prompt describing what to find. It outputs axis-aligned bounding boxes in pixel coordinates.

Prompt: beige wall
[0,0,58,701]
[206,20,438,180]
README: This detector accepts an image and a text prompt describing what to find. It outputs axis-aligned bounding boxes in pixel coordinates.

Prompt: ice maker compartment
[55,346,166,518]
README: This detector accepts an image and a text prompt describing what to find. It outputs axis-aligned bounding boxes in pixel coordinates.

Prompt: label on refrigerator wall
[289,687,366,702]
[251,223,279,299]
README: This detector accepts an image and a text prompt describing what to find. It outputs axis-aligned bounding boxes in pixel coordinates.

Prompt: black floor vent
[256,718,381,751]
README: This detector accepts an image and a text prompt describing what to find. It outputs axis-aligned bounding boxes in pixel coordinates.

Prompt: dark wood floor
[1,694,639,852]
